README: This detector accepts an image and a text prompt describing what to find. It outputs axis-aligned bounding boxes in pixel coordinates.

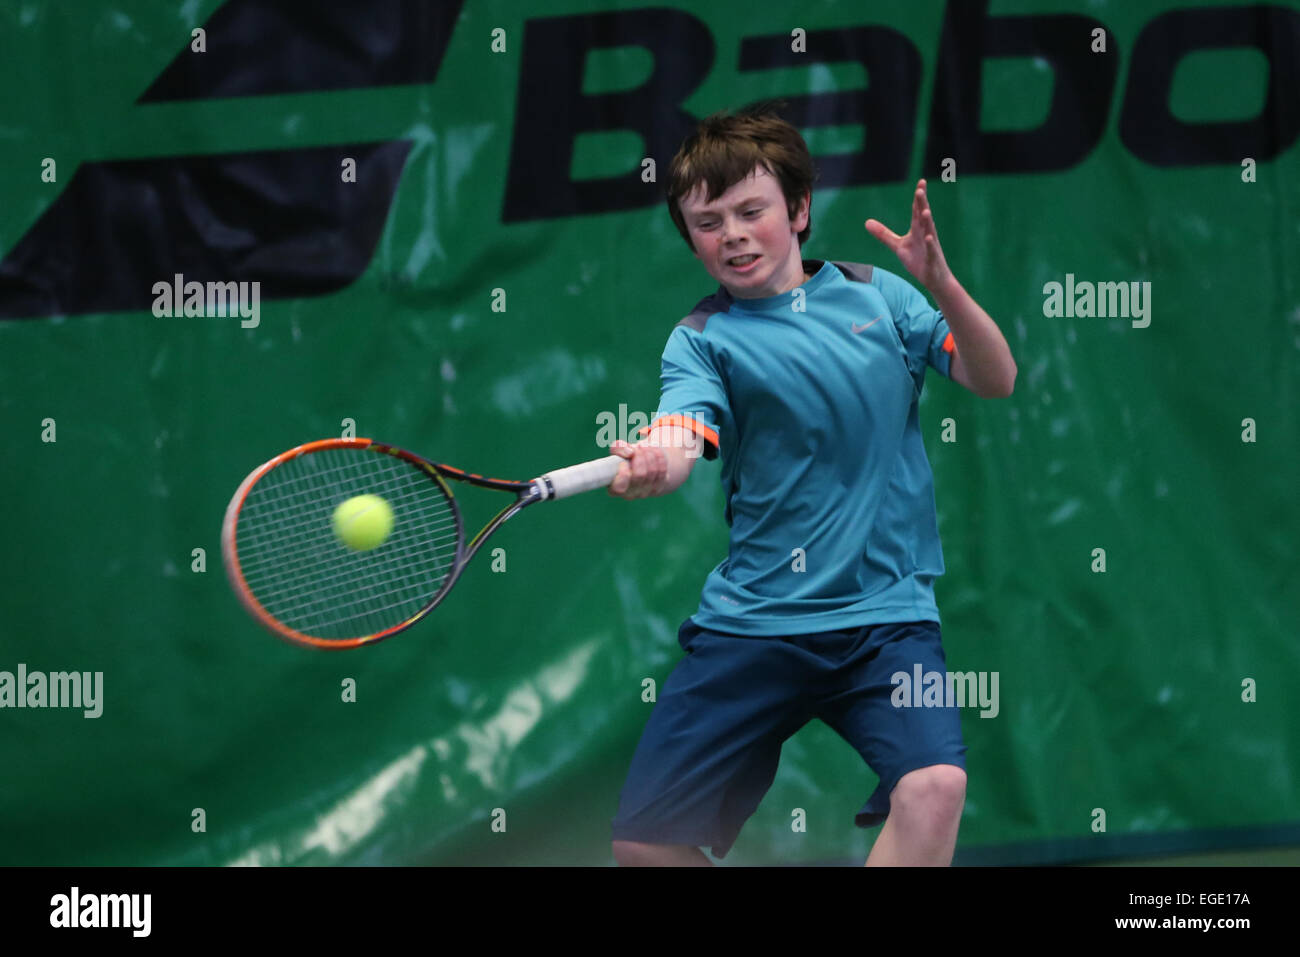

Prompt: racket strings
[239,460,454,634]
[241,482,452,632]
[233,447,461,640]
[242,460,454,627]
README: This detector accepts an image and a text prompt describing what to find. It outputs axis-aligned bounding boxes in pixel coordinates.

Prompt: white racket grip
[535,455,623,500]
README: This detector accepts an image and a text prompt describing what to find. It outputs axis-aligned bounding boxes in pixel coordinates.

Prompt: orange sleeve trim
[637,414,720,450]
[942,332,956,354]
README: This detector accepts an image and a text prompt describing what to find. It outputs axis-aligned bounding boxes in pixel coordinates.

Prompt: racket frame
[223,438,484,649]
[223,437,618,650]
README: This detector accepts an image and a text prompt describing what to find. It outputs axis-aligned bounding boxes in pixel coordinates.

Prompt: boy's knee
[612,839,710,866]
[612,839,650,866]
[890,764,966,819]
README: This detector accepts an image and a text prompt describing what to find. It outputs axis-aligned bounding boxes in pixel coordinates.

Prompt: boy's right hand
[608,440,669,499]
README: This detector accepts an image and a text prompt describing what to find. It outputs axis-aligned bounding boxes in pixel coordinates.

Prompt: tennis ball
[333,494,394,551]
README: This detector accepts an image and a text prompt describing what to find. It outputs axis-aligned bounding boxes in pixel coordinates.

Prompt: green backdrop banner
[0,0,1296,865]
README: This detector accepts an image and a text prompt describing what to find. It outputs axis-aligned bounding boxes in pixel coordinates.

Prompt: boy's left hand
[865,179,953,293]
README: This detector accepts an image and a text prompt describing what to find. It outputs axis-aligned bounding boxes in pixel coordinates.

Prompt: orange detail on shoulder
[942,332,955,354]
[637,414,719,449]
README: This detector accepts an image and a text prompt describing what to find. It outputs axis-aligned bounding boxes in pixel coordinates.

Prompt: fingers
[607,441,668,499]
[608,440,633,495]
[875,180,932,246]
[864,218,899,249]
[915,180,938,240]
[913,180,931,230]
[627,444,667,498]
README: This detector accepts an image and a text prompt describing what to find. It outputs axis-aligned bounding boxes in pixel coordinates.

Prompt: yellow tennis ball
[333,494,394,551]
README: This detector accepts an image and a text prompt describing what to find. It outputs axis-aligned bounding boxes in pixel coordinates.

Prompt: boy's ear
[792,192,811,232]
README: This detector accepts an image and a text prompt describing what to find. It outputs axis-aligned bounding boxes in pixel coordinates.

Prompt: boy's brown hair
[666,102,816,252]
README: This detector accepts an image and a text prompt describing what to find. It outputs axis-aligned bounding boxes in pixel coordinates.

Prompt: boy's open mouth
[728,254,760,268]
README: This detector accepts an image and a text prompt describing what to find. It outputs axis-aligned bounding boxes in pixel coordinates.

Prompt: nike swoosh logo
[851,316,884,334]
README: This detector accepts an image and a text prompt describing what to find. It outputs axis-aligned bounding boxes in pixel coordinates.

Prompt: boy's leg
[863,764,966,866]
[813,620,969,866]
[611,841,714,867]
[610,620,815,864]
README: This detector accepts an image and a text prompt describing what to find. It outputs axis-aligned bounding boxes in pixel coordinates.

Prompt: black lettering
[738,27,921,186]
[925,0,1117,175]
[1120,4,1300,166]
[0,143,411,320]
[503,9,712,221]
[140,0,464,101]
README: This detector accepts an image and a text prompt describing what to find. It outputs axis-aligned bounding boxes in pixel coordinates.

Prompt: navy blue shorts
[610,617,967,859]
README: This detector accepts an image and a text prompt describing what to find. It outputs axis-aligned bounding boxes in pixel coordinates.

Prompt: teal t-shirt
[651,259,956,636]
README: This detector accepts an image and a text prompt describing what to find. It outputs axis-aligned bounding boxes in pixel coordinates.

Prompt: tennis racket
[221,437,622,650]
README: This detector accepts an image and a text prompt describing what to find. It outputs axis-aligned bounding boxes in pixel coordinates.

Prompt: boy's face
[679,166,810,300]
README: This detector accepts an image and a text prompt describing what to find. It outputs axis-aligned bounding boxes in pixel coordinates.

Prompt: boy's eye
[743,208,761,217]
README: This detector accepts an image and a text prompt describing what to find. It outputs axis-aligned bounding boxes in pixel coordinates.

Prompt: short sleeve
[873,266,957,382]
[640,325,728,459]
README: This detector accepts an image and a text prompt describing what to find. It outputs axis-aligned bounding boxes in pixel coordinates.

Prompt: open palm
[865,179,953,292]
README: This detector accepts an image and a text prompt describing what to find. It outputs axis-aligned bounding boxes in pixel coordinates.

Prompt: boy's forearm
[929,275,1017,397]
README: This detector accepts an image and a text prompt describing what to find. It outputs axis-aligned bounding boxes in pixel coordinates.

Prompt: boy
[607,106,1016,866]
